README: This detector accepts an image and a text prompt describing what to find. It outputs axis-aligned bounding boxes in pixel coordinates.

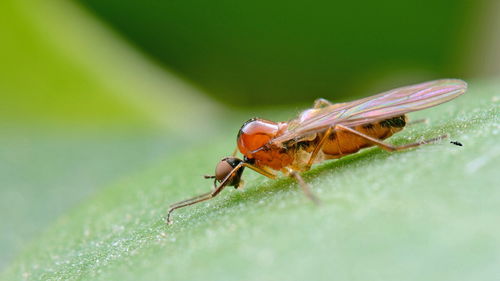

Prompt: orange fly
[166,79,467,224]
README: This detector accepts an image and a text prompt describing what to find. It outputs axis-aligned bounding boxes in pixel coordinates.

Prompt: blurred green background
[1,0,499,276]
[78,0,477,106]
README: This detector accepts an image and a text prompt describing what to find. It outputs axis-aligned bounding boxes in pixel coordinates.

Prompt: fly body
[167,79,467,224]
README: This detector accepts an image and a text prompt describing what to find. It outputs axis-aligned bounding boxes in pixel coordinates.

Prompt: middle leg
[286,168,320,204]
[305,127,334,170]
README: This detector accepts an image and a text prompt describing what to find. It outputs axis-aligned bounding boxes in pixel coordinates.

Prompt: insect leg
[305,127,334,170]
[241,163,278,179]
[166,187,228,225]
[288,169,320,204]
[166,163,245,224]
[231,147,239,156]
[166,192,216,224]
[336,124,447,152]
[407,118,428,126]
[168,190,214,209]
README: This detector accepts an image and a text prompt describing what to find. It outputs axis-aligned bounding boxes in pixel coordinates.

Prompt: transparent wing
[272,79,467,144]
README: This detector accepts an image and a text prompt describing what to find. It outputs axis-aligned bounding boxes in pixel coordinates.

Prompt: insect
[166,79,467,224]
[450,141,463,146]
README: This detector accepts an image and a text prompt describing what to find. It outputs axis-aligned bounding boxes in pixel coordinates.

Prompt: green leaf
[2,80,498,281]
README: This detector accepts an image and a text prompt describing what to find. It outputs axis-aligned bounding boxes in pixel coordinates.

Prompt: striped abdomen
[320,115,407,159]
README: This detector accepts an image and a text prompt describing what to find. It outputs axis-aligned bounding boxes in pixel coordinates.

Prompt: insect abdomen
[321,115,407,158]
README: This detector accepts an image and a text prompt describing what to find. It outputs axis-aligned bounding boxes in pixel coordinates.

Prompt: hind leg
[336,124,447,152]
[407,119,428,126]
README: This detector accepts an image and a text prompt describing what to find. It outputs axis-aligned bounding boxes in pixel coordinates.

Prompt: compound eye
[237,119,279,155]
[215,160,234,181]
[214,157,243,182]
